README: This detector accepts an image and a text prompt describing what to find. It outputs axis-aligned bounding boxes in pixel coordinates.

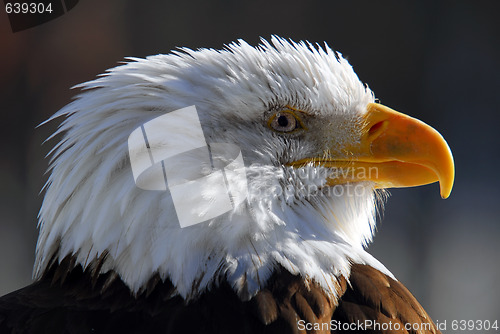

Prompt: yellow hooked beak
[290,103,455,198]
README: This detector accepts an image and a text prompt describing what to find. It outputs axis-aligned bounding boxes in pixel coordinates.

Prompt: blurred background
[1,0,499,325]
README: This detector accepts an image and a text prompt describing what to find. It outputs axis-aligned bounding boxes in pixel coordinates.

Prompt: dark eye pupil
[277,115,289,127]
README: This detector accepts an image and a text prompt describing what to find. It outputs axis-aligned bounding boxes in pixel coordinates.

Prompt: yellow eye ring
[267,109,306,133]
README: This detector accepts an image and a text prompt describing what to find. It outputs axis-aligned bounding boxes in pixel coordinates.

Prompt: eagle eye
[268,110,304,133]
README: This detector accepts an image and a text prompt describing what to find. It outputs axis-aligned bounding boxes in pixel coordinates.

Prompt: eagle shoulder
[0,260,439,334]
[332,264,441,334]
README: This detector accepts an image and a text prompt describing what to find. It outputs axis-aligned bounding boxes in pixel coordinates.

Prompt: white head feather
[35,36,392,301]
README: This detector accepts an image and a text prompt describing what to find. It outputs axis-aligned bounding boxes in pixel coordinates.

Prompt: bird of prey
[0,37,454,334]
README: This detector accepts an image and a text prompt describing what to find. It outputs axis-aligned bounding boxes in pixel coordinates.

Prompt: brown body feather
[0,257,439,334]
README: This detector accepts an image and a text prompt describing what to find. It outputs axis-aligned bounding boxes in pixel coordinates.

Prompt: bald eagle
[0,37,454,334]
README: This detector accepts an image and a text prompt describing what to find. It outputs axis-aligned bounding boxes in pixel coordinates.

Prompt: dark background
[1,0,499,324]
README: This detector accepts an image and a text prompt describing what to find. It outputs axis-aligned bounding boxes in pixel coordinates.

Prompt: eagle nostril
[368,121,387,139]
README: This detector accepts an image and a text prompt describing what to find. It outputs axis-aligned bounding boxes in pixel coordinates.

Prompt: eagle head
[35,37,454,301]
